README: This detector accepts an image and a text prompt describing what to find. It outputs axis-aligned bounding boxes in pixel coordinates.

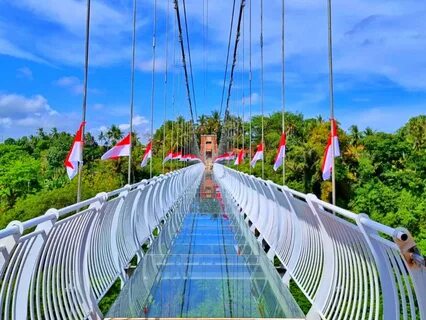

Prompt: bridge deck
[106,173,304,318]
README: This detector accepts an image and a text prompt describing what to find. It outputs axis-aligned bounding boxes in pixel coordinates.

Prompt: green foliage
[0,114,425,255]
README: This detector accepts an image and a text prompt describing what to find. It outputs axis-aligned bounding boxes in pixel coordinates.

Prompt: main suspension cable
[173,0,196,125]
[219,0,237,118]
[182,0,198,119]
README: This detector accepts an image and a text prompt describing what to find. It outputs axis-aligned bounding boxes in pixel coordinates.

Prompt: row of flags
[214,119,340,181]
[64,122,201,180]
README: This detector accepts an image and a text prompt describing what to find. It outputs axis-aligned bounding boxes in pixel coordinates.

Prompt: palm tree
[106,125,123,146]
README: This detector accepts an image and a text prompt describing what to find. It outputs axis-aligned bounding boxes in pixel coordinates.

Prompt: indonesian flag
[180,154,188,162]
[141,141,153,167]
[172,152,182,160]
[64,121,85,180]
[234,149,244,165]
[163,150,173,164]
[322,119,340,180]
[214,154,225,163]
[273,132,286,171]
[250,144,264,168]
[226,152,235,161]
[101,133,131,160]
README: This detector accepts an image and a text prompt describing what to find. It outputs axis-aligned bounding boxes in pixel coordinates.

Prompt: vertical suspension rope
[242,8,245,159]
[260,0,265,179]
[327,0,336,205]
[281,0,286,185]
[248,0,252,175]
[163,0,170,173]
[171,9,177,172]
[77,0,91,203]
[150,0,158,179]
[128,0,137,185]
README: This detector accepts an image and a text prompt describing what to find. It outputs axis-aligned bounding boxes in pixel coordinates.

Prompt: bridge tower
[200,134,217,167]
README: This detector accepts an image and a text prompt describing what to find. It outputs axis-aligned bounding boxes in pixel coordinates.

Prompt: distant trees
[0,113,425,252]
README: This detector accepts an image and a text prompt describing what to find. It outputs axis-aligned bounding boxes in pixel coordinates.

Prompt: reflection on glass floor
[107,173,304,318]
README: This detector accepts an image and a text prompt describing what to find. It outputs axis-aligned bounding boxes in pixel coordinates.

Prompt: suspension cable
[218,0,246,154]
[327,0,337,205]
[77,0,91,203]
[171,6,177,171]
[248,0,252,175]
[128,0,137,184]
[260,0,265,179]
[163,0,170,173]
[281,0,286,185]
[173,0,196,125]
[242,8,245,158]
[149,0,157,178]
[182,0,198,119]
[219,0,237,118]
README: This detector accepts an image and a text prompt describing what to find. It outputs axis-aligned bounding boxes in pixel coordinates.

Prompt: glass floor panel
[106,172,304,318]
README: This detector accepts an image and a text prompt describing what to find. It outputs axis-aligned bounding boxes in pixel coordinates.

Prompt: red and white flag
[322,119,340,180]
[163,150,173,164]
[226,152,235,161]
[141,141,153,167]
[214,153,226,163]
[273,132,286,171]
[234,149,244,165]
[172,152,182,160]
[64,122,85,180]
[101,133,131,160]
[250,144,264,168]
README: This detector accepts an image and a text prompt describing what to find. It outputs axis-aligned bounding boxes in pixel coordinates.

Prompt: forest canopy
[0,112,425,252]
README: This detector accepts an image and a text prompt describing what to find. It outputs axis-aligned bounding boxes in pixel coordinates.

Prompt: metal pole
[163,0,170,173]
[77,0,91,203]
[260,0,265,179]
[128,0,137,185]
[281,0,286,186]
[249,0,252,175]
[150,0,157,179]
[327,0,336,205]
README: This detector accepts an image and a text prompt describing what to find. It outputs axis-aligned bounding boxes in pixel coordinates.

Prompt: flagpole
[150,0,157,179]
[281,0,286,186]
[327,0,336,205]
[77,0,91,204]
[260,0,265,179]
[128,0,137,185]
[163,0,170,174]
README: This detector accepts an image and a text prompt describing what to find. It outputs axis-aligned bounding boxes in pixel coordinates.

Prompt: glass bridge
[107,173,304,318]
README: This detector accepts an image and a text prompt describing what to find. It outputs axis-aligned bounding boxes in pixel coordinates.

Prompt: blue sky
[0,0,425,140]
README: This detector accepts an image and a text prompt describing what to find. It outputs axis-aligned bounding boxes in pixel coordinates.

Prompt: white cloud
[242,92,260,105]
[118,115,149,131]
[54,76,83,94]
[16,67,33,80]
[137,57,167,73]
[0,93,81,137]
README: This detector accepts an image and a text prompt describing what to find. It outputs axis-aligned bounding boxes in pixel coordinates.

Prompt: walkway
[107,173,304,318]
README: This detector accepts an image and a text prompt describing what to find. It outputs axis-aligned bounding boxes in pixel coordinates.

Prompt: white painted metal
[0,164,204,319]
[213,163,426,320]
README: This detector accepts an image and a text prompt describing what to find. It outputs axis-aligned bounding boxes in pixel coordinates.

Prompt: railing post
[110,187,131,286]
[304,193,334,320]
[81,193,108,319]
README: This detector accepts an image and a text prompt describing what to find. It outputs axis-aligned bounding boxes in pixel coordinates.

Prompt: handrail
[213,163,426,320]
[0,163,204,319]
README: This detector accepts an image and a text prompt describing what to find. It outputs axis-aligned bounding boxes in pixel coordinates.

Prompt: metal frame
[213,164,426,320]
[0,164,204,319]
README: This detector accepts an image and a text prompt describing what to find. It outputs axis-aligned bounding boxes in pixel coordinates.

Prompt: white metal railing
[213,164,426,320]
[0,163,204,320]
